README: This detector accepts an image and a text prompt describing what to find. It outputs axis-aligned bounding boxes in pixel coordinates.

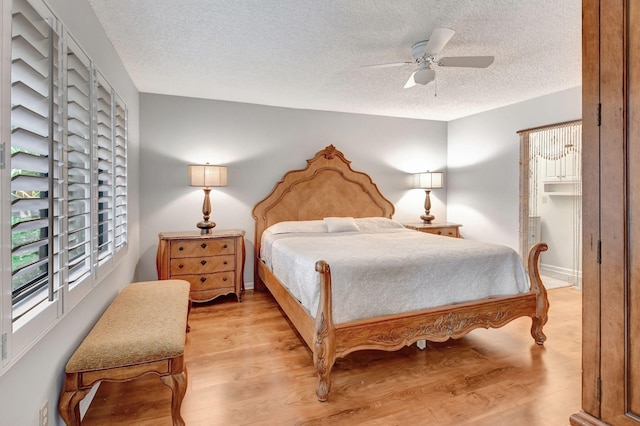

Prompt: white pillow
[324,217,360,233]
[354,217,405,231]
[265,220,328,235]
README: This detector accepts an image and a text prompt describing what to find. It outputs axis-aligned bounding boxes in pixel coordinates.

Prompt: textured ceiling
[87,0,581,121]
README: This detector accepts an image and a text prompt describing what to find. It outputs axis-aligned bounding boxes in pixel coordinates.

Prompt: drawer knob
[223,244,228,248]
[200,260,207,265]
[178,264,184,269]
[437,231,442,234]
[200,277,207,283]
[223,277,228,282]
[223,260,228,265]
[178,246,184,251]
[201,243,207,249]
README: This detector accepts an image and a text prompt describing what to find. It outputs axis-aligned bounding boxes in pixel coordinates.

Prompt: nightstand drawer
[404,222,462,238]
[424,226,458,237]
[170,255,235,275]
[170,238,235,258]
[183,271,236,291]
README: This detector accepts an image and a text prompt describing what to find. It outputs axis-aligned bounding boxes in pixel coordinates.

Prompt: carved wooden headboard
[251,145,395,280]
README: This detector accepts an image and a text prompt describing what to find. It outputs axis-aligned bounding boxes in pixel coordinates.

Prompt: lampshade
[414,172,444,189]
[188,164,227,187]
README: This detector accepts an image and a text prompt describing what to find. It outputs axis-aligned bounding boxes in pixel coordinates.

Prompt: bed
[252,145,549,401]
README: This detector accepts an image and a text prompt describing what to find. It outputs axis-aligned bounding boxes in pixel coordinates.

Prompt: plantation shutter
[114,95,127,254]
[94,71,114,265]
[2,0,131,364]
[64,36,92,288]
[10,0,62,321]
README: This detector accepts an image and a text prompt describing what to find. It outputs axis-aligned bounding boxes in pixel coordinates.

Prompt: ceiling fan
[363,28,494,89]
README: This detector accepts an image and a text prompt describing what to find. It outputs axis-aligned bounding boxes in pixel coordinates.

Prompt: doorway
[518,120,582,289]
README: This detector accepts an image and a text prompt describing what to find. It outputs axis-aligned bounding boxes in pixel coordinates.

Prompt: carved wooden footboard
[311,242,548,401]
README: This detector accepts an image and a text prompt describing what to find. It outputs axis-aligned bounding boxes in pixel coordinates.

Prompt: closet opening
[518,120,582,289]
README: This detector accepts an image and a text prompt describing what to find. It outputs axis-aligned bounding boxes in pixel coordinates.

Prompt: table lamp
[414,171,443,224]
[188,164,227,234]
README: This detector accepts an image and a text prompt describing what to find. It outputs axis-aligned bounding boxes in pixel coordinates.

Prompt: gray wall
[447,86,582,253]
[138,94,449,286]
[0,1,140,425]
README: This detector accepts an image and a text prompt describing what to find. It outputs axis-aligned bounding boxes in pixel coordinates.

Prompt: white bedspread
[262,227,529,324]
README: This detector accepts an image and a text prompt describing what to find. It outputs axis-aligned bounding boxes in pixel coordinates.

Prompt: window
[94,71,114,267]
[65,36,92,293]
[1,0,128,370]
[9,0,62,331]
[113,95,128,255]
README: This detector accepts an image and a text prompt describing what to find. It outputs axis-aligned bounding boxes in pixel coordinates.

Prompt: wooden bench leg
[60,358,187,425]
[160,366,188,426]
[186,300,192,332]
[58,388,90,426]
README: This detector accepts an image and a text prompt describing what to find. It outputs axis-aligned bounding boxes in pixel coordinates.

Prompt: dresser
[404,222,462,238]
[156,229,245,302]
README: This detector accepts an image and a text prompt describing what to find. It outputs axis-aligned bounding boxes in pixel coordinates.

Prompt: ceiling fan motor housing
[411,40,430,60]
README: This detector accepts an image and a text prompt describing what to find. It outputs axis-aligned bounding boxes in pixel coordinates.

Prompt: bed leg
[527,243,550,345]
[314,311,336,401]
[314,261,336,402]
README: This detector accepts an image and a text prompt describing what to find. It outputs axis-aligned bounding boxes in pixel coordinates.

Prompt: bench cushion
[65,280,190,373]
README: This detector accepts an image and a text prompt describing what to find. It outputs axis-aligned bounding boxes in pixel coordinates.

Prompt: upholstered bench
[58,280,191,426]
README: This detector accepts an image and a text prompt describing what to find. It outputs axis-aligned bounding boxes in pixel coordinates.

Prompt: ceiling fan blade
[404,71,417,88]
[423,28,455,56]
[361,61,412,68]
[438,56,495,68]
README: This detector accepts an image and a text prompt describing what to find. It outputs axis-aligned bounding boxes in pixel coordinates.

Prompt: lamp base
[197,220,216,235]
[420,214,435,224]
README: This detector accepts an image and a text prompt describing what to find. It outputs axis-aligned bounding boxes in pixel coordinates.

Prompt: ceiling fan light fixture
[414,67,436,85]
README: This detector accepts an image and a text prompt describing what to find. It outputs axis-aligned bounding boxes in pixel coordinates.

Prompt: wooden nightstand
[156,229,245,302]
[404,222,462,238]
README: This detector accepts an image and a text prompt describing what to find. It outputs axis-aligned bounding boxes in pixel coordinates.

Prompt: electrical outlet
[39,400,48,426]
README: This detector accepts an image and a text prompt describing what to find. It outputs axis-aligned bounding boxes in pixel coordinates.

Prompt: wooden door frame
[572,0,640,424]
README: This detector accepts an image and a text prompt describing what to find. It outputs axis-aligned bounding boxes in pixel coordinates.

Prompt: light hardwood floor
[81,287,581,425]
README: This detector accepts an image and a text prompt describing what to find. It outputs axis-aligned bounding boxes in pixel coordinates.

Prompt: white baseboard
[540,263,582,288]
